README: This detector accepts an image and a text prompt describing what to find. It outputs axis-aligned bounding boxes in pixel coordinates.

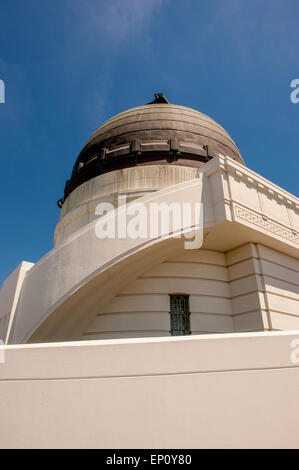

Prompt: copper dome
[59,95,244,206]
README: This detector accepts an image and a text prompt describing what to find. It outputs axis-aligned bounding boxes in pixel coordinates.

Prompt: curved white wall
[55,165,199,245]
[80,243,299,340]
[82,249,234,339]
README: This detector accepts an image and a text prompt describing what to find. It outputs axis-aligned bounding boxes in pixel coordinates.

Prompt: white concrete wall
[0,331,299,448]
[256,245,299,330]
[83,243,299,339]
[0,262,34,343]
[83,250,233,339]
[205,156,299,251]
[228,244,299,332]
[227,244,269,332]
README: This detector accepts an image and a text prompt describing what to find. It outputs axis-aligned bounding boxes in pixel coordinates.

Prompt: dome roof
[59,95,244,206]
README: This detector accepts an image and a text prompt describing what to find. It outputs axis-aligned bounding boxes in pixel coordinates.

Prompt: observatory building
[0,95,298,448]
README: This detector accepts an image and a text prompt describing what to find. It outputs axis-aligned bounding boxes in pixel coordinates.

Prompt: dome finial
[147,93,169,104]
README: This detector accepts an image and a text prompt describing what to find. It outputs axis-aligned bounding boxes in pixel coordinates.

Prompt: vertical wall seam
[255,243,273,331]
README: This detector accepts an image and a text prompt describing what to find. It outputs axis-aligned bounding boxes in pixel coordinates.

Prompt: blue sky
[0,0,298,287]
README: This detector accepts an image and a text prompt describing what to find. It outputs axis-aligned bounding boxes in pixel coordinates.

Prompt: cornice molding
[205,155,299,211]
[233,203,299,246]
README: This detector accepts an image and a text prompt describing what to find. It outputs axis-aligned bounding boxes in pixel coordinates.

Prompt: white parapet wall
[0,331,299,448]
[0,262,34,343]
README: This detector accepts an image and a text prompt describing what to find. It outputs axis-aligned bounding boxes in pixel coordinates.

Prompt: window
[169,294,191,336]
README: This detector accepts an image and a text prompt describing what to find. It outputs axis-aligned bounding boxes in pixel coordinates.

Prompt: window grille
[169,294,191,336]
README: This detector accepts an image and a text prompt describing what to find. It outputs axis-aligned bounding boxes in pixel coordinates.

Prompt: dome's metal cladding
[58,94,244,207]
